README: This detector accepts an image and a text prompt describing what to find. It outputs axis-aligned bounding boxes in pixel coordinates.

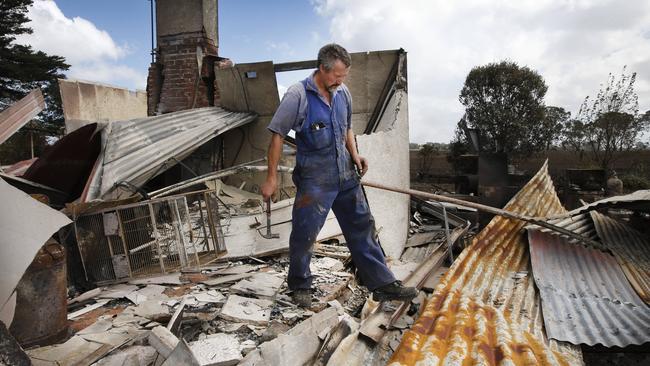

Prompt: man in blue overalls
[261,44,417,307]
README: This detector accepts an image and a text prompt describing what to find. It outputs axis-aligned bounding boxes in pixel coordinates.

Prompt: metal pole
[441,205,454,263]
[362,180,601,247]
[149,0,155,63]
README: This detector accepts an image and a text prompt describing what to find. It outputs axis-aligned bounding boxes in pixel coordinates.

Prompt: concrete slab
[126,300,169,321]
[219,295,273,326]
[148,326,179,359]
[77,319,113,335]
[78,331,134,347]
[201,273,254,286]
[98,284,138,299]
[189,333,242,366]
[191,290,225,304]
[258,307,339,365]
[94,346,157,366]
[129,274,183,286]
[160,339,199,366]
[126,285,168,305]
[212,264,261,275]
[69,287,103,304]
[230,273,283,299]
[27,336,103,365]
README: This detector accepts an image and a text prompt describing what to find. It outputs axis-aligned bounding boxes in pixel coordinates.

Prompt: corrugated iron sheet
[529,230,650,347]
[526,212,599,245]
[390,162,583,365]
[23,123,101,201]
[2,158,37,176]
[552,190,650,218]
[84,107,256,201]
[591,210,650,304]
[0,89,45,144]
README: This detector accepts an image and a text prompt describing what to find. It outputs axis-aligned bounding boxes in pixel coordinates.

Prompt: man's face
[320,59,350,93]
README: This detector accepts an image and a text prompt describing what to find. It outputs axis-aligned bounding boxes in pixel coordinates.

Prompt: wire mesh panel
[74,189,227,283]
[74,214,116,282]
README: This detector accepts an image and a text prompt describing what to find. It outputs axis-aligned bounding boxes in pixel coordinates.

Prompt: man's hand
[354,156,369,177]
[261,177,277,201]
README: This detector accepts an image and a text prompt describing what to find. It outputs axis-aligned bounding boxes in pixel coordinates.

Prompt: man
[261,44,417,307]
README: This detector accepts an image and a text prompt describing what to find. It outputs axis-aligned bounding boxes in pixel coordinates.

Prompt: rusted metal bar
[362,180,601,247]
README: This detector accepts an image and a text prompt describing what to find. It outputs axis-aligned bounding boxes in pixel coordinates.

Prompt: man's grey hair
[317,43,351,71]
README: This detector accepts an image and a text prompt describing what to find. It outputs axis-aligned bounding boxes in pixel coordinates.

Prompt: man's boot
[291,289,312,308]
[372,281,418,301]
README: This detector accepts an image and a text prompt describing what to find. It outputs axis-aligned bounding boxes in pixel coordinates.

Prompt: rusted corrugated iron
[0,89,45,144]
[591,210,650,304]
[529,230,650,347]
[390,162,583,365]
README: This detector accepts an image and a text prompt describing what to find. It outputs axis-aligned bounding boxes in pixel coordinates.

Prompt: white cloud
[277,84,288,99]
[313,0,650,143]
[15,0,145,90]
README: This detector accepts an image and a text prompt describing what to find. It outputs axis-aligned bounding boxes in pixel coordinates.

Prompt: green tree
[539,106,570,150]
[560,118,588,159]
[564,67,649,171]
[418,142,438,174]
[458,60,550,157]
[0,0,69,164]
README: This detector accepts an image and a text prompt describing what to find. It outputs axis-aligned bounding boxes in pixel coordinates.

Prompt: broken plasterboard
[356,89,410,260]
[219,295,273,326]
[189,333,242,366]
[0,178,72,311]
[229,273,284,299]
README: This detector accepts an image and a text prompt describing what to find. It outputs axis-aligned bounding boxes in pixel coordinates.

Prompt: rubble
[219,295,273,326]
[189,333,242,366]
[229,272,284,299]
[4,5,647,363]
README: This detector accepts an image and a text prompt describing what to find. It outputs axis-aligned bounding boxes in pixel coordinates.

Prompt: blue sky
[15,0,650,143]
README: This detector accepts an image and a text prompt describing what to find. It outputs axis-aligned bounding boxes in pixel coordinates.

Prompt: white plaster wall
[357,89,410,259]
[58,79,147,133]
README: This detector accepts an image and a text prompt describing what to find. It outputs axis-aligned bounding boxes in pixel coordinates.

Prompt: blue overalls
[288,79,396,291]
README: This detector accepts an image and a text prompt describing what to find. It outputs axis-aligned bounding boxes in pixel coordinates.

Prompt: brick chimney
[147,0,230,115]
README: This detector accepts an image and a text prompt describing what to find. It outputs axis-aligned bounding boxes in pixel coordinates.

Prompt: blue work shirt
[267,71,353,137]
[268,71,357,189]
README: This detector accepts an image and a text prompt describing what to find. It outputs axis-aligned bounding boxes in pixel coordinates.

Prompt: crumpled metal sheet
[554,190,650,218]
[0,89,45,144]
[529,230,650,347]
[526,212,599,245]
[84,107,256,201]
[591,210,650,304]
[389,162,583,365]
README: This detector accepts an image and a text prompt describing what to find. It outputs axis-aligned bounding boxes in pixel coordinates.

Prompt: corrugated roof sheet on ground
[527,212,599,245]
[528,230,650,347]
[553,190,650,218]
[390,162,583,366]
[591,210,650,304]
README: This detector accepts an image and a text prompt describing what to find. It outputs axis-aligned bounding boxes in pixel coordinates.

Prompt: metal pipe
[362,180,601,247]
[442,205,454,263]
[149,0,155,63]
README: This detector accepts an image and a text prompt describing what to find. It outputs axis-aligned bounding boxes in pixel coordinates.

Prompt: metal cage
[74,190,226,283]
